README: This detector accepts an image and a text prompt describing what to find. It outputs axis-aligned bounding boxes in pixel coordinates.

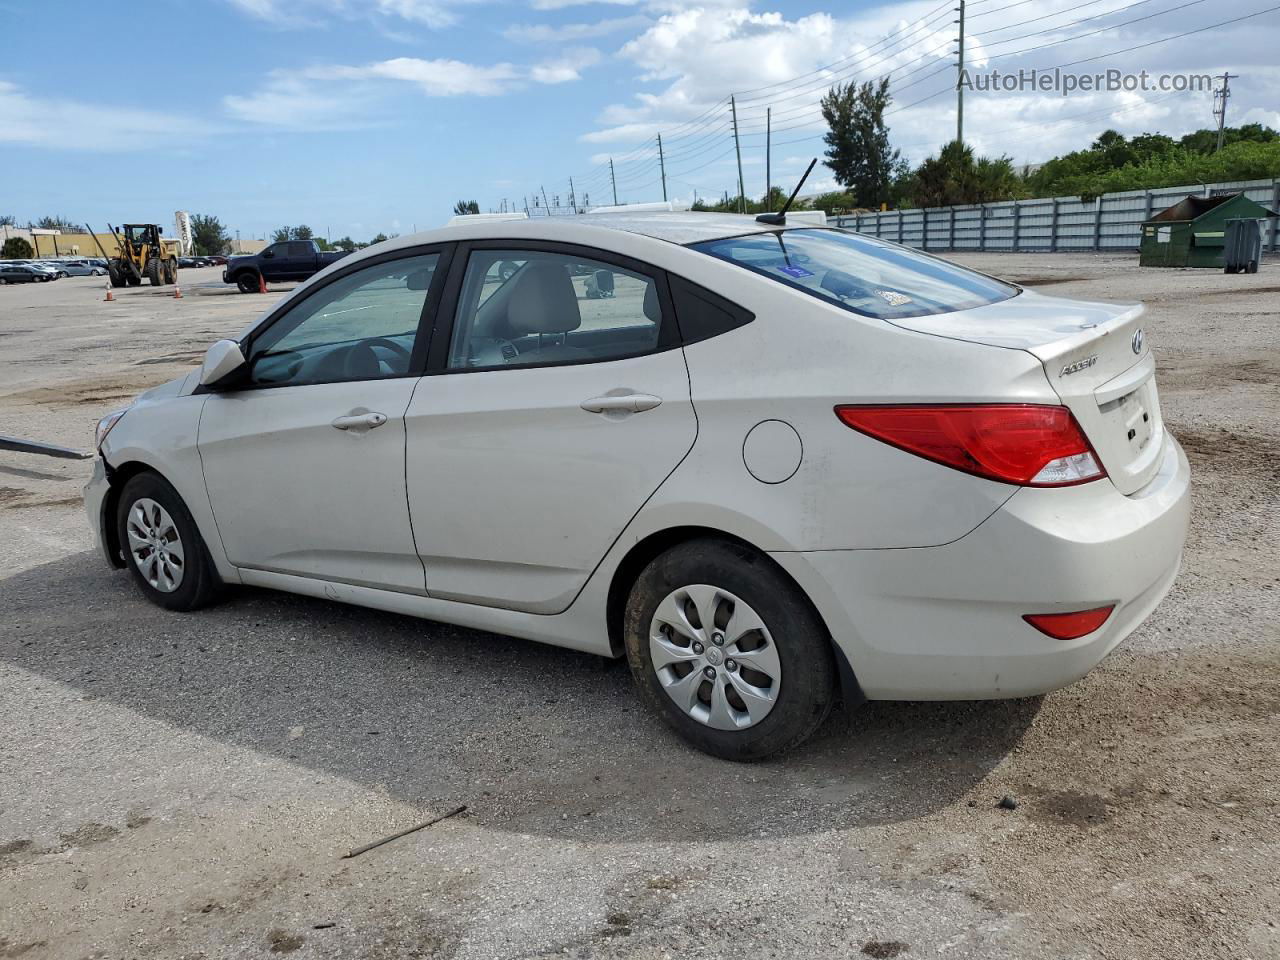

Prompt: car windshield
[691,228,1017,320]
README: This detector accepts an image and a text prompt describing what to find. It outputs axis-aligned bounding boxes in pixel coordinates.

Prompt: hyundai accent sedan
[85,213,1190,760]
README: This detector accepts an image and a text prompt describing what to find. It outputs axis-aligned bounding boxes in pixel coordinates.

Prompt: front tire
[116,472,221,612]
[146,258,163,286]
[623,539,837,761]
[236,272,260,293]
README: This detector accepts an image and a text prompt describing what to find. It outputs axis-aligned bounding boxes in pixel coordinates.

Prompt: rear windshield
[691,228,1017,320]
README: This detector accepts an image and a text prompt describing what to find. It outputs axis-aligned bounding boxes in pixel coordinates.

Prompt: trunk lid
[887,289,1164,495]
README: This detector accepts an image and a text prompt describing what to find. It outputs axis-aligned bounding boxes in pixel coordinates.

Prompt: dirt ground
[0,255,1277,960]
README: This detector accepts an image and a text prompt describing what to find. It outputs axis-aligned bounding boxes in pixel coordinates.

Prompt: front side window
[692,228,1017,320]
[247,253,439,386]
[448,249,663,370]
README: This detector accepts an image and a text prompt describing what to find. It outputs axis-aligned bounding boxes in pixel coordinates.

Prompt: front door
[405,245,697,614]
[199,250,444,591]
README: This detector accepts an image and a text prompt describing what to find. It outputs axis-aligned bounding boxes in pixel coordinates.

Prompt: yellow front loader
[107,223,180,288]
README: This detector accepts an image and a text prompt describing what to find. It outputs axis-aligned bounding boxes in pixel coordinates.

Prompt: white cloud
[530,48,602,85]
[223,49,594,130]
[503,14,647,43]
[577,0,1280,180]
[530,0,642,10]
[226,0,482,30]
[0,80,220,149]
[339,57,521,96]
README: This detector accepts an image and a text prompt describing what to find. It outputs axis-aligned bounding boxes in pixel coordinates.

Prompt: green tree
[333,236,357,252]
[190,214,231,255]
[35,215,84,232]
[291,224,314,241]
[453,200,481,216]
[2,236,34,259]
[370,232,390,244]
[271,226,291,243]
[820,77,906,209]
[0,214,15,227]
[909,140,1023,208]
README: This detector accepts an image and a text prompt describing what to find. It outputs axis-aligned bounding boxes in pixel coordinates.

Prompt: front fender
[101,393,239,583]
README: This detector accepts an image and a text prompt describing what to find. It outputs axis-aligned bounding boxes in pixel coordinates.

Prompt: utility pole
[541,185,551,215]
[1213,72,1237,152]
[609,157,618,206]
[730,95,746,214]
[765,107,772,211]
[955,0,966,144]
[569,177,577,214]
[657,134,668,202]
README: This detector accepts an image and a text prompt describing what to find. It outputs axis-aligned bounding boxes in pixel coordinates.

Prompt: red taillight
[1022,606,1114,640]
[834,404,1105,487]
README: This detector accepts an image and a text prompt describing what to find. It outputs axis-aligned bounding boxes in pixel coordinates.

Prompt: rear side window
[448,249,664,370]
[692,228,1017,320]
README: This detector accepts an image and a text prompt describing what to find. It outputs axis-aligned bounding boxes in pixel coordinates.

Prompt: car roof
[353,211,817,269]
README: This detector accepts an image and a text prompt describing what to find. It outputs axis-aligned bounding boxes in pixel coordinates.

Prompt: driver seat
[505,263,592,363]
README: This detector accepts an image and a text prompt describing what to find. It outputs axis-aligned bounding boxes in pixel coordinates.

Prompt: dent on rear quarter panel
[659,266,1058,551]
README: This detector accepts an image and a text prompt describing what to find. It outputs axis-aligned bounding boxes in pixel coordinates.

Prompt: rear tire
[623,538,837,761]
[163,259,176,284]
[116,472,222,612]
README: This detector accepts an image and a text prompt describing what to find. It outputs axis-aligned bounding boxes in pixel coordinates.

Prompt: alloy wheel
[648,584,782,730]
[125,498,185,592]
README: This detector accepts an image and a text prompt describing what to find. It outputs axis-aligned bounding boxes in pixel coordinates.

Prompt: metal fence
[830,177,1280,254]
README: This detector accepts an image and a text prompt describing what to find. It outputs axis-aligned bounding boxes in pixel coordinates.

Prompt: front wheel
[116,472,222,612]
[623,539,837,761]
[236,272,260,293]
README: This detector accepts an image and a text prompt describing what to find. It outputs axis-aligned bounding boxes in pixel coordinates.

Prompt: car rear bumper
[771,432,1191,700]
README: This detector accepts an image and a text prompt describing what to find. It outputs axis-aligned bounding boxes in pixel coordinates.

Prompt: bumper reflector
[1022,606,1115,640]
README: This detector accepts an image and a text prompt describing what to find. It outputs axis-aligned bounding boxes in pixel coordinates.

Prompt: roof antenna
[756,157,817,225]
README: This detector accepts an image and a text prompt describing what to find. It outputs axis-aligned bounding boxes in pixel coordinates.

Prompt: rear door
[404,242,697,614]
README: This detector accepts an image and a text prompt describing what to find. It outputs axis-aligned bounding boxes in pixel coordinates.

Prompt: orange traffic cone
[104,282,114,302]
[258,272,267,294]
[173,285,182,299]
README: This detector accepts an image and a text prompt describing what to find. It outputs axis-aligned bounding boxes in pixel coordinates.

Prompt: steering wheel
[362,337,412,362]
[342,337,412,378]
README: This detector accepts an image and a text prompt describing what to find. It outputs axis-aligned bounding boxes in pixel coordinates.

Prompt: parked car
[206,255,228,266]
[57,259,108,277]
[0,263,54,283]
[178,257,196,268]
[223,240,351,293]
[86,213,1190,760]
[30,260,68,278]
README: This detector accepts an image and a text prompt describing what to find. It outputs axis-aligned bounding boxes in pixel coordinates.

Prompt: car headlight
[95,409,129,450]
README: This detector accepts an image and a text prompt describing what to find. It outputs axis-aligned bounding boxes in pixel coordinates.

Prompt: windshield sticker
[875,289,913,306]
[778,264,815,279]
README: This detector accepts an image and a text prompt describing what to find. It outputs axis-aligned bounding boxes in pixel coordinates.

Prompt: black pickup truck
[223,240,351,293]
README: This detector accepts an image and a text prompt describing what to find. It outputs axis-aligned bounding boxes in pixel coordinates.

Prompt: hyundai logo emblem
[1132,328,1145,354]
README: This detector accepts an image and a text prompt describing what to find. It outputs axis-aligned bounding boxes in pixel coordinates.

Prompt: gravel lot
[1,256,1277,960]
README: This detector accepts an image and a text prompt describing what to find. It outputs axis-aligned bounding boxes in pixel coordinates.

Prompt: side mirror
[200,339,247,388]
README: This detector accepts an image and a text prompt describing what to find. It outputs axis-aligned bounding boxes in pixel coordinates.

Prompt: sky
[2,0,1278,241]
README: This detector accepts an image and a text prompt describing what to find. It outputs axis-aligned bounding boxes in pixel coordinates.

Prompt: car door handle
[331,412,388,431]
[580,394,662,415]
